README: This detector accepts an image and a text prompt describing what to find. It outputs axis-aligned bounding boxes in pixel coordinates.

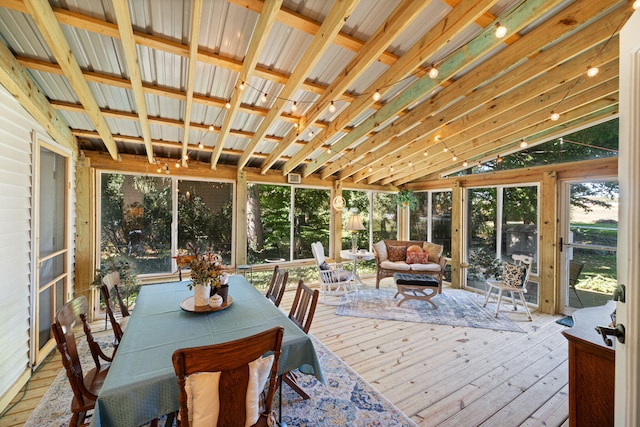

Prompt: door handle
[596,324,625,346]
[559,237,563,252]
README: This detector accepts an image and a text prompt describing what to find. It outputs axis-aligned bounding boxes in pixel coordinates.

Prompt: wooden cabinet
[562,301,616,427]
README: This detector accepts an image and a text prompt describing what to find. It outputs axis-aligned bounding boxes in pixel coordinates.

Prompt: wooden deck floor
[0,278,570,427]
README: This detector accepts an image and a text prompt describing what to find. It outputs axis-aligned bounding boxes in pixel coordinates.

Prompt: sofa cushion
[387,245,407,262]
[410,263,442,272]
[373,240,388,262]
[406,251,430,264]
[380,260,411,271]
[423,242,443,263]
[406,244,423,253]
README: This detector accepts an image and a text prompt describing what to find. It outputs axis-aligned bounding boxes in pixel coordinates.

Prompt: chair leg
[483,286,493,307]
[283,371,310,400]
[519,292,532,321]
[511,291,518,311]
[494,290,504,318]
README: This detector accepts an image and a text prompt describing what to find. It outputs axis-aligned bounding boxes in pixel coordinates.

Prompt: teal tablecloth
[91,276,324,427]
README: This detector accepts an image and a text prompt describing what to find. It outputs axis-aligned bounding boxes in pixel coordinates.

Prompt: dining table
[90,275,325,427]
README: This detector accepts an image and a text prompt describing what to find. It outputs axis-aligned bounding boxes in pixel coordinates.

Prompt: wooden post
[450,181,463,289]
[539,171,557,314]
[75,155,96,319]
[235,169,248,266]
[331,181,343,261]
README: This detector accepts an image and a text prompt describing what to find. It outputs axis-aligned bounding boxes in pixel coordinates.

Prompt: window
[177,180,233,264]
[466,185,539,304]
[410,190,452,257]
[372,192,397,242]
[294,188,330,260]
[343,190,371,250]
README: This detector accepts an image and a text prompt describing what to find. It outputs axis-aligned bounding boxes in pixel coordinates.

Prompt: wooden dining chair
[172,326,284,427]
[265,265,288,307]
[51,296,113,427]
[281,280,319,400]
[100,271,130,343]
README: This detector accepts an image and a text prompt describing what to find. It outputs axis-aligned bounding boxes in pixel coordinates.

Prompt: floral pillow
[503,262,526,288]
[387,245,407,262]
[406,251,431,264]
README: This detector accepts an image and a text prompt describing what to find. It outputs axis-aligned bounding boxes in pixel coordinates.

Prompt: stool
[236,264,253,283]
[393,273,439,308]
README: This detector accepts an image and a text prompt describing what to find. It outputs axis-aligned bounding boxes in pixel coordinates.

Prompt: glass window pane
[343,190,370,251]
[39,146,66,256]
[467,188,497,292]
[247,184,291,263]
[178,180,233,264]
[100,174,172,274]
[372,192,397,242]
[432,191,452,258]
[294,188,330,260]
[502,186,538,269]
[410,192,430,241]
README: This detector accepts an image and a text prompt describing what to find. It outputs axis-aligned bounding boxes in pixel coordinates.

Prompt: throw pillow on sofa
[387,245,407,262]
[423,242,443,263]
[406,251,430,264]
[373,240,388,261]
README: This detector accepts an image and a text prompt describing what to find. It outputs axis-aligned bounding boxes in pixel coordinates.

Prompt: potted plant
[395,189,418,209]
[174,243,229,306]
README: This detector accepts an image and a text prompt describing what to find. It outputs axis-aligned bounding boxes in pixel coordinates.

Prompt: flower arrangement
[174,243,227,290]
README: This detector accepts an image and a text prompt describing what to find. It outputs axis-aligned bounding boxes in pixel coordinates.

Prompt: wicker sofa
[372,239,446,291]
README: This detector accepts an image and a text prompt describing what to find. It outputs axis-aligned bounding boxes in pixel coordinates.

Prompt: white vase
[193,283,210,307]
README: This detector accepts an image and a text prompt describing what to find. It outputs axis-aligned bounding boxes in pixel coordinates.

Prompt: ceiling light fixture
[586,65,599,77]
[328,101,336,113]
[550,111,560,121]
[372,90,381,102]
[495,22,507,38]
[428,66,439,79]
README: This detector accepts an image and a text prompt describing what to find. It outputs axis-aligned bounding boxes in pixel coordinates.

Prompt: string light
[328,101,336,113]
[309,130,314,137]
[238,81,245,91]
[520,139,528,148]
[225,100,231,109]
[423,150,428,156]
[198,141,203,149]
[175,161,181,168]
[586,65,599,77]
[209,125,214,131]
[291,101,297,113]
[408,161,412,167]
[326,145,332,154]
[550,111,560,121]
[261,92,267,103]
[463,160,468,167]
[372,90,381,102]
[390,166,394,172]
[443,147,448,152]
[428,66,439,79]
[368,166,373,172]
[452,155,457,161]
[634,0,640,9]
[495,22,507,38]
[496,155,503,163]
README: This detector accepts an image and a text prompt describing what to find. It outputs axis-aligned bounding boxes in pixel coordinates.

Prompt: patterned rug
[336,288,525,333]
[26,334,415,427]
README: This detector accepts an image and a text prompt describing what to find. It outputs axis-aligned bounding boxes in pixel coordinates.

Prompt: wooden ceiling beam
[299,0,552,178]
[112,0,155,164]
[23,0,119,160]
[235,0,361,170]
[211,0,283,168]
[259,0,430,174]
[340,0,625,182]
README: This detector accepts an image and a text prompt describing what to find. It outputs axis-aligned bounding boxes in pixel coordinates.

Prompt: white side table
[340,249,375,285]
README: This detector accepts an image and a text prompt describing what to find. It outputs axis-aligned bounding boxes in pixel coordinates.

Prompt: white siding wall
[0,83,76,405]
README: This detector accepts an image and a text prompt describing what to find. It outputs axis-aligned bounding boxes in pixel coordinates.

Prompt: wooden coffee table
[393,273,439,308]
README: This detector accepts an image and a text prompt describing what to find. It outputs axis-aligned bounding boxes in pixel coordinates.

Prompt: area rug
[26,334,415,427]
[555,315,574,327]
[336,288,525,333]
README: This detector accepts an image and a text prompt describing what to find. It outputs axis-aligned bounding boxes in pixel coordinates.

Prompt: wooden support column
[74,155,96,318]
[331,181,343,261]
[450,181,463,289]
[398,205,409,241]
[539,171,557,314]
[235,169,248,266]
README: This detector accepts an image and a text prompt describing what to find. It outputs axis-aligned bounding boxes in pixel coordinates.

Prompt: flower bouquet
[174,243,228,306]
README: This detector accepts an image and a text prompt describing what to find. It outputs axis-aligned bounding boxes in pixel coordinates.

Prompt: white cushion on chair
[185,354,274,427]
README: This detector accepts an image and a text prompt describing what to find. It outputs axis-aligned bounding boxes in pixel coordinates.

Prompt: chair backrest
[172,327,284,427]
[51,296,108,408]
[100,283,126,343]
[102,271,130,317]
[511,254,534,289]
[569,261,584,287]
[289,280,319,334]
[265,265,288,307]
[311,241,326,267]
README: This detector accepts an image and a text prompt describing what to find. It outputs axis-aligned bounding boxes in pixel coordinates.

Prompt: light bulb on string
[291,101,297,113]
[634,0,640,10]
[408,161,412,167]
[328,101,336,113]
[428,66,439,79]
[586,65,599,77]
[495,22,507,38]
[309,130,314,137]
[443,147,448,152]
[520,139,528,148]
[238,81,245,91]
[390,166,394,172]
[496,155,503,164]
[209,125,214,131]
[463,160,468,167]
[225,100,231,109]
[550,111,560,121]
[198,141,203,149]
[326,146,332,154]
[175,161,181,168]
[368,166,373,172]
[452,155,457,161]
[423,150,428,156]
[372,90,381,102]
[261,93,267,103]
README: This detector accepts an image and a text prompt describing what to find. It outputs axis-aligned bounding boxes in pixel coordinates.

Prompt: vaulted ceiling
[0,0,632,186]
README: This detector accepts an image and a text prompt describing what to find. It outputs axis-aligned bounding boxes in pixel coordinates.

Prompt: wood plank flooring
[0,277,570,427]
